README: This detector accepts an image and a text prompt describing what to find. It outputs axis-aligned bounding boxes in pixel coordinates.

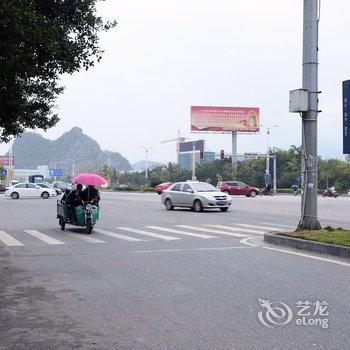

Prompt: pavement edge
[264,232,350,259]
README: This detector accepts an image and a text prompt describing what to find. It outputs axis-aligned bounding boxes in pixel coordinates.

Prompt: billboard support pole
[231,132,237,169]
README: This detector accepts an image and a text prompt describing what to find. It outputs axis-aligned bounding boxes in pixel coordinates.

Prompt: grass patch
[279,228,350,247]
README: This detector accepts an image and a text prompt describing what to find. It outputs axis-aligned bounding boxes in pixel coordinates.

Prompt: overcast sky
[2,0,349,164]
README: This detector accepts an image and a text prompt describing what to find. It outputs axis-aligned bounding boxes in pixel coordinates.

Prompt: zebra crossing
[0,222,293,248]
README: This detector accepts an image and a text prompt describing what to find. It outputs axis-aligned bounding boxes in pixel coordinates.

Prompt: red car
[217,181,260,197]
[155,182,172,195]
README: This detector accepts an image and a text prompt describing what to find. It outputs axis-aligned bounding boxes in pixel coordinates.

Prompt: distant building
[14,165,49,182]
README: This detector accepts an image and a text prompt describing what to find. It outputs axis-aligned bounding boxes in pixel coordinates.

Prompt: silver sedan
[161,181,232,212]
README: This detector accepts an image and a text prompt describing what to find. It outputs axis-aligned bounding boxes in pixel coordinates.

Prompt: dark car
[217,181,260,197]
[155,182,172,195]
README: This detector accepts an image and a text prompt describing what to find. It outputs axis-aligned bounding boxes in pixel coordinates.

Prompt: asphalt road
[0,192,349,350]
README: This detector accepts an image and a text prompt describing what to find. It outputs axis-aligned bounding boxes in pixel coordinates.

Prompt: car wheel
[224,190,230,195]
[41,191,49,199]
[220,207,228,212]
[193,200,203,212]
[11,192,19,200]
[250,191,257,198]
[165,198,174,210]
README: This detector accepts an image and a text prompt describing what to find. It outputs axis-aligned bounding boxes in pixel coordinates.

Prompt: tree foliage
[100,146,350,192]
[0,0,116,141]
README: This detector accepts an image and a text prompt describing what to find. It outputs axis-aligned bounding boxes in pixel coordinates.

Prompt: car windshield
[38,184,49,188]
[192,183,217,192]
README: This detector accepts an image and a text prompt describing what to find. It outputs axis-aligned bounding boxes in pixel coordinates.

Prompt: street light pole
[192,141,196,181]
[140,146,151,180]
[298,0,322,230]
[261,125,278,177]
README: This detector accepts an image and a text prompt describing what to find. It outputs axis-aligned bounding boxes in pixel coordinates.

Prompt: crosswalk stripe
[204,225,252,237]
[235,224,287,231]
[118,227,181,241]
[63,232,106,243]
[24,230,65,245]
[176,225,248,238]
[148,226,217,239]
[94,228,144,242]
[0,231,24,246]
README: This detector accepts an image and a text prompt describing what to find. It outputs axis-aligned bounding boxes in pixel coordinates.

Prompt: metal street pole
[261,125,278,178]
[273,154,277,193]
[192,141,196,181]
[145,149,149,179]
[266,129,270,175]
[298,0,322,230]
[231,131,237,169]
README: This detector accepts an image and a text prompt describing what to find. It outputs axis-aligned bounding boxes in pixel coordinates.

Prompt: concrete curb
[264,233,350,259]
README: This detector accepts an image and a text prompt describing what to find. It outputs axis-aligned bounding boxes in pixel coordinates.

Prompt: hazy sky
[2,0,349,164]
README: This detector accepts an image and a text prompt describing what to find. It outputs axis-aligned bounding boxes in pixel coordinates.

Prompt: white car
[5,183,57,200]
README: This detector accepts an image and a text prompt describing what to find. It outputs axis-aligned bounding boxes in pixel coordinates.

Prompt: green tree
[0,0,116,141]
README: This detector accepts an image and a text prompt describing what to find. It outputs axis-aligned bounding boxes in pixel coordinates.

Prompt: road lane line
[204,225,262,236]
[63,232,105,244]
[94,228,145,242]
[240,237,350,268]
[134,246,255,253]
[235,224,291,231]
[148,226,216,239]
[260,222,295,228]
[175,225,245,238]
[118,227,181,241]
[0,231,24,246]
[24,230,65,245]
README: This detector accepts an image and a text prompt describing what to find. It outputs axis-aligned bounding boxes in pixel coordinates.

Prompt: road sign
[49,168,64,178]
[1,169,7,176]
[343,80,350,154]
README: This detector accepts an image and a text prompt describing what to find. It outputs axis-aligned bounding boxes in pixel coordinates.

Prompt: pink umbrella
[73,173,107,186]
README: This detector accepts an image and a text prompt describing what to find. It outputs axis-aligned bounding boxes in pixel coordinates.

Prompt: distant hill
[12,127,132,175]
[132,160,163,172]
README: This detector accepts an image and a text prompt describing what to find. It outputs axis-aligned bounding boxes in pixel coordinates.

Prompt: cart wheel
[86,218,92,234]
[59,217,65,231]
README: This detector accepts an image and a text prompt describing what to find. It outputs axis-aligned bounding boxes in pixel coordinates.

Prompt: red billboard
[191,106,260,132]
[0,156,14,166]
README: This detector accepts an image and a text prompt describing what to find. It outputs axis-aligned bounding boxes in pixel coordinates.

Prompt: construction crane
[160,130,190,162]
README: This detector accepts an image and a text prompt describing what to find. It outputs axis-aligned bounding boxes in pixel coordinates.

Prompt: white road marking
[240,237,350,268]
[63,232,105,244]
[205,225,262,236]
[118,227,181,241]
[148,226,216,239]
[0,231,24,246]
[134,246,255,253]
[94,228,145,242]
[175,225,245,238]
[260,222,295,228]
[235,224,290,231]
[24,230,65,245]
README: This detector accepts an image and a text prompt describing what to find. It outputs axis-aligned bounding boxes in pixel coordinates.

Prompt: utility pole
[191,141,196,181]
[273,154,277,194]
[298,0,322,230]
[261,124,278,181]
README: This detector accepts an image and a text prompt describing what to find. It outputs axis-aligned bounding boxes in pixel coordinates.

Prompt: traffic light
[220,149,225,159]
[200,149,204,159]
